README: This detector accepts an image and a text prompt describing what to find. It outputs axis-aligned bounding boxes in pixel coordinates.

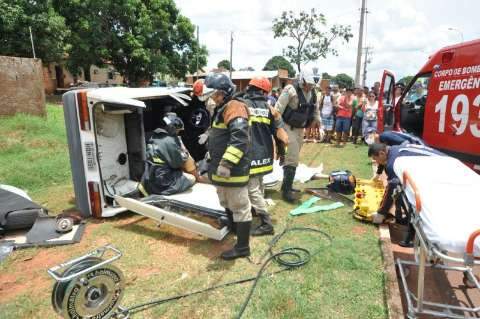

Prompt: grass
[0,106,387,319]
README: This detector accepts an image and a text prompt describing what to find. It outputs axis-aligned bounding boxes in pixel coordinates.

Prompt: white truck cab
[63,87,193,218]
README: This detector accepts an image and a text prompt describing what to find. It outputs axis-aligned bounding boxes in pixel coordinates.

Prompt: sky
[176,0,479,87]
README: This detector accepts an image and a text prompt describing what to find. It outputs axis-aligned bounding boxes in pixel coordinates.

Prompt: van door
[378,71,395,133]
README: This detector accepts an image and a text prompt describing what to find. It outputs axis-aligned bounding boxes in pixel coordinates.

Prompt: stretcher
[393,156,480,318]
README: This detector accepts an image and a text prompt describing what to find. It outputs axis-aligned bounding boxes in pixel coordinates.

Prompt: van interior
[93,96,189,205]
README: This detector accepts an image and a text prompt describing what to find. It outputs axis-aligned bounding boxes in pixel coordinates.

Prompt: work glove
[217,159,232,178]
[198,132,209,145]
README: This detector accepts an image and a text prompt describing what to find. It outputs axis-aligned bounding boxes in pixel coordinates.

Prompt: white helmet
[298,71,316,85]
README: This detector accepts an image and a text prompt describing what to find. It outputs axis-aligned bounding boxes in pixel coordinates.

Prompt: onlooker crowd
[296,79,405,146]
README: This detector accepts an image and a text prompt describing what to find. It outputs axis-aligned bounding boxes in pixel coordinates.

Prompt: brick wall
[0,56,46,116]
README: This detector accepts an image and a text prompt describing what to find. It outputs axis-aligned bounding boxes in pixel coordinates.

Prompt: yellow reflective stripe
[138,183,149,196]
[250,165,273,175]
[222,152,240,164]
[249,116,271,125]
[212,121,227,129]
[226,145,244,158]
[152,156,164,164]
[212,174,249,183]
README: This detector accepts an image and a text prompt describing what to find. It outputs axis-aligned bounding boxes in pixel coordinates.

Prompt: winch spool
[48,245,124,319]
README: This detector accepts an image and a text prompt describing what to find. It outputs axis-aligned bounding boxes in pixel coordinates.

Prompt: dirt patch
[352,225,367,235]
[0,249,68,302]
[27,139,57,148]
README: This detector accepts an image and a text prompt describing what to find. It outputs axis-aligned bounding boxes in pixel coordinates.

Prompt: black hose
[116,226,332,318]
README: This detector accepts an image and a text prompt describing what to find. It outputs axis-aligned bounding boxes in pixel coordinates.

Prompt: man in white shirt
[319,86,337,143]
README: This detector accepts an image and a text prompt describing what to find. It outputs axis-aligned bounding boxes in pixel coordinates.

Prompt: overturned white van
[63,87,230,240]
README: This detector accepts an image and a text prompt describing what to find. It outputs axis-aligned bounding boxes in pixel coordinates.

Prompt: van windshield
[399,74,431,137]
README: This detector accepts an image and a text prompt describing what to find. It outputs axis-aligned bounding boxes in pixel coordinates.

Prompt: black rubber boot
[281,166,300,202]
[399,224,415,248]
[225,209,236,232]
[221,221,251,260]
[251,212,274,236]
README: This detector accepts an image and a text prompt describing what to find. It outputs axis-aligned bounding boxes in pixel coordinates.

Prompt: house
[43,63,124,95]
[186,69,292,92]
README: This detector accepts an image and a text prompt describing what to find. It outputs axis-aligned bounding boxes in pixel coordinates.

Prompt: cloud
[176,0,478,85]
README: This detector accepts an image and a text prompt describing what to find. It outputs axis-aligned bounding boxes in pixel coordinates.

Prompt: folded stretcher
[394,156,480,318]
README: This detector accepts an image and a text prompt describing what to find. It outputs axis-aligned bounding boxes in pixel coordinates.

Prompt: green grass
[0,106,387,319]
[0,104,73,211]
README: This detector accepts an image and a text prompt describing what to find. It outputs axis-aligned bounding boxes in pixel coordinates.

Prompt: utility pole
[29,26,36,59]
[195,25,199,81]
[354,0,366,87]
[362,47,372,87]
[229,31,233,79]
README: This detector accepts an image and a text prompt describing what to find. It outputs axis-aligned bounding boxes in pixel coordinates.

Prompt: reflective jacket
[142,129,193,195]
[236,90,276,177]
[208,99,251,187]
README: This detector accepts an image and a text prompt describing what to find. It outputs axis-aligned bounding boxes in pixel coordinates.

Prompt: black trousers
[351,116,363,137]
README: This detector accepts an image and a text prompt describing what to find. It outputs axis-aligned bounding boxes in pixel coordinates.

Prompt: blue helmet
[204,73,236,98]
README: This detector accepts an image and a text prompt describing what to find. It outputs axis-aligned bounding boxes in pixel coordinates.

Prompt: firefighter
[275,72,320,202]
[178,79,211,161]
[140,113,196,196]
[204,73,252,260]
[236,77,289,236]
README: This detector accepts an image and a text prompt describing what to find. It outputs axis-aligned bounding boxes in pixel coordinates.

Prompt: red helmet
[249,77,272,93]
[193,79,205,97]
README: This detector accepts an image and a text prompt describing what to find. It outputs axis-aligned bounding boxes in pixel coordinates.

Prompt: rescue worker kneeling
[368,142,445,247]
[204,73,252,260]
[140,113,196,196]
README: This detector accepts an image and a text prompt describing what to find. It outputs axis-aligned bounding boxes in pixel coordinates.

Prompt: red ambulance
[378,39,480,173]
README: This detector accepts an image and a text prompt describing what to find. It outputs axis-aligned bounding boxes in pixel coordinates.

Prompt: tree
[322,72,332,80]
[106,0,207,83]
[272,9,353,72]
[263,56,295,78]
[56,0,208,84]
[333,73,354,89]
[217,59,234,71]
[53,0,109,81]
[0,0,69,63]
[398,75,414,86]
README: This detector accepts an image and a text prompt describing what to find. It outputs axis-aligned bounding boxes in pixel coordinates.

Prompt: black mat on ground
[1,217,86,249]
[26,217,64,242]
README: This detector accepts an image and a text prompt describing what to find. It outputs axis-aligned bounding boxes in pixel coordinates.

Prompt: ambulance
[377,39,480,173]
